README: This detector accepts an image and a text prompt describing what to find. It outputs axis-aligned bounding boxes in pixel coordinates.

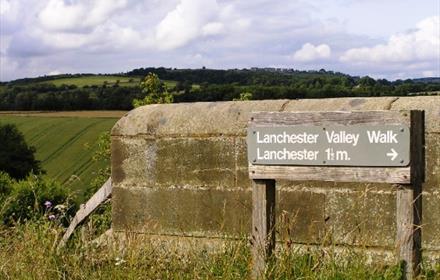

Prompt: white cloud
[292,43,331,62]
[1,0,438,81]
[38,0,127,32]
[202,22,224,36]
[47,70,61,76]
[155,0,221,50]
[0,0,11,15]
[422,70,435,77]
[341,16,440,63]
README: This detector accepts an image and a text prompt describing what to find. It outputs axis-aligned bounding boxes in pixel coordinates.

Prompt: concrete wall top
[111,97,440,137]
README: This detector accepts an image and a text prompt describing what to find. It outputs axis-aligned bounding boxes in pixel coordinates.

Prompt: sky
[0,0,439,81]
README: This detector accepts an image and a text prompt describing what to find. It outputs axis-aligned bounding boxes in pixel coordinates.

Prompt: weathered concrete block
[113,186,326,244]
[326,189,396,248]
[391,96,440,133]
[423,193,440,250]
[235,137,253,189]
[112,137,157,187]
[112,137,237,189]
[277,190,326,244]
[155,137,236,188]
[113,186,252,236]
[112,100,289,137]
[424,134,440,193]
[283,97,399,112]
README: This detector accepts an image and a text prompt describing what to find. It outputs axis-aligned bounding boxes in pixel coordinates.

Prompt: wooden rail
[57,178,112,250]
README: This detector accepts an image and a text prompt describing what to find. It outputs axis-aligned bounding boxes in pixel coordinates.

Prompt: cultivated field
[0,114,119,201]
[43,75,140,87]
[0,110,127,118]
[38,75,178,88]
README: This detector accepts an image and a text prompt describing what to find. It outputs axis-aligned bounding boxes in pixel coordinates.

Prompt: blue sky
[0,0,439,81]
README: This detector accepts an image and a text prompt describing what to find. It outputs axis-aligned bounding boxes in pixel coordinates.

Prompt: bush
[1,174,73,225]
[0,171,14,201]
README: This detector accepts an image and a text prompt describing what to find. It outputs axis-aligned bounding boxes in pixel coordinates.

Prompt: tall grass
[1,219,438,279]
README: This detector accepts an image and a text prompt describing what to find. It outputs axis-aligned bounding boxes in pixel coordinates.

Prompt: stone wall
[111,96,440,261]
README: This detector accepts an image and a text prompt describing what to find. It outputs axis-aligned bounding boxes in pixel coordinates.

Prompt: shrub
[1,174,73,225]
[0,171,14,201]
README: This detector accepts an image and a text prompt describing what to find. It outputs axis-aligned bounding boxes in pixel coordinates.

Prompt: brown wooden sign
[248,110,424,280]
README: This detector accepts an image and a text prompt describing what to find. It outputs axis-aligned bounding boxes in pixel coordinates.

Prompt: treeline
[0,83,141,110]
[128,67,440,88]
[1,68,439,111]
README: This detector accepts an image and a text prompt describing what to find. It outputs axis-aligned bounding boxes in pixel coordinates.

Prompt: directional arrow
[386,148,398,161]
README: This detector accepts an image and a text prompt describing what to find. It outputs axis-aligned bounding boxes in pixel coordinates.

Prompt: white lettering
[255,131,319,144]
[257,148,319,161]
[325,130,359,146]
[367,130,398,143]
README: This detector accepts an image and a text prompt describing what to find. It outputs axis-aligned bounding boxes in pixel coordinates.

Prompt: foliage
[0,171,13,202]
[0,220,439,279]
[233,91,253,101]
[0,174,73,225]
[0,123,43,180]
[132,73,174,107]
[85,131,112,236]
[88,131,111,195]
[0,83,142,111]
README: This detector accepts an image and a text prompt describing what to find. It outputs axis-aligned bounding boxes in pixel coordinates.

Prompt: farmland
[36,75,178,88]
[44,75,140,87]
[0,113,121,201]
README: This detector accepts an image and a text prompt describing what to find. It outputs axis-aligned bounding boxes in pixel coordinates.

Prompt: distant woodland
[1,68,439,110]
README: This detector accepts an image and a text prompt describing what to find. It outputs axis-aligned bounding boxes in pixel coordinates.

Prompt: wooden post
[396,110,424,280]
[252,179,276,279]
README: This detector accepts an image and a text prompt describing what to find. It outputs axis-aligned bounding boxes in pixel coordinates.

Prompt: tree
[132,73,173,107]
[0,124,43,180]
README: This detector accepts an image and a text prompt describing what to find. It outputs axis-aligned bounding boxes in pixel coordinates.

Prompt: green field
[45,75,140,87]
[0,115,118,201]
[39,75,178,88]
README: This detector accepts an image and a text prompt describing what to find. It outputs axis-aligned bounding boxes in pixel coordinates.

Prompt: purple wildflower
[44,201,52,209]
[48,214,56,221]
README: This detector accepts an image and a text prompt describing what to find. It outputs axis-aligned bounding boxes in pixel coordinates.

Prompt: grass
[38,75,178,88]
[44,75,140,87]
[0,219,438,279]
[0,115,118,201]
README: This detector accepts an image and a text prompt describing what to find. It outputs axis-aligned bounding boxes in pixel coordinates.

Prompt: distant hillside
[412,77,440,83]
[1,68,439,111]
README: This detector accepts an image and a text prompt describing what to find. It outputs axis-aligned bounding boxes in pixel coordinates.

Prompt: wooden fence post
[252,179,276,279]
[396,110,424,280]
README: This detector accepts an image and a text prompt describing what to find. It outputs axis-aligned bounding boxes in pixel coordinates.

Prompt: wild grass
[0,219,438,279]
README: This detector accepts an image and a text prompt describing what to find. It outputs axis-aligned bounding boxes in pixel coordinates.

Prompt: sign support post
[247,110,424,280]
[251,179,276,279]
[396,110,424,280]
